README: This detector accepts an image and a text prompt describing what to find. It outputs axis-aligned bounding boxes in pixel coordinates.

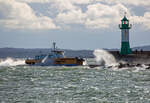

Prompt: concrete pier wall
[109,51,150,64]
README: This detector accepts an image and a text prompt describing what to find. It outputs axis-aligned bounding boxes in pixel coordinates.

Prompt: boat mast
[53,42,56,51]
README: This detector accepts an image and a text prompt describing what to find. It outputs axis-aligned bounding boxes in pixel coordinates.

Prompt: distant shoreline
[0,45,150,58]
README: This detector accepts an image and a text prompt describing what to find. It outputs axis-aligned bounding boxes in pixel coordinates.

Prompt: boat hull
[25,57,84,66]
[25,59,42,65]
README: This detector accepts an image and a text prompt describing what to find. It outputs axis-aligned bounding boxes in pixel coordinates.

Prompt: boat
[25,42,84,66]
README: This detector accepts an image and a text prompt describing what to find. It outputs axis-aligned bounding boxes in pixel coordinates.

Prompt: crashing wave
[0,58,25,66]
[93,49,118,67]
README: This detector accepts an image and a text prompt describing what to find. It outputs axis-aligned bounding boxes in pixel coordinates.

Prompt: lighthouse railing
[129,24,132,29]
[119,24,132,29]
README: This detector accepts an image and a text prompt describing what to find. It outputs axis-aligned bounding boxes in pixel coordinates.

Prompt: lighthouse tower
[119,13,132,55]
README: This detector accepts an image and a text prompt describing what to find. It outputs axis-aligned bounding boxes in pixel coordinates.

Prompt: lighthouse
[119,13,132,55]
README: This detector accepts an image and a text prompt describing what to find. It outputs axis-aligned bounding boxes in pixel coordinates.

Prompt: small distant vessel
[25,42,84,66]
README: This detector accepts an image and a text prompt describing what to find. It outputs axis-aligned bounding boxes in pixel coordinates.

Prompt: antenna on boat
[53,42,56,51]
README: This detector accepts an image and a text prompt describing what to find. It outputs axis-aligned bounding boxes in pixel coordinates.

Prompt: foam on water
[93,49,118,67]
[1,66,150,102]
[0,57,25,66]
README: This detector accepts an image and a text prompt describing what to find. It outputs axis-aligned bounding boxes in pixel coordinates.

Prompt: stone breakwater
[109,51,150,69]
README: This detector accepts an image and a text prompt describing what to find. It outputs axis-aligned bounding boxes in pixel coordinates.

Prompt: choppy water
[1,49,150,103]
[0,66,150,103]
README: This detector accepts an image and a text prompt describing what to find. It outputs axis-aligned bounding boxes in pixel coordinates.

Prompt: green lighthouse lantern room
[119,13,132,55]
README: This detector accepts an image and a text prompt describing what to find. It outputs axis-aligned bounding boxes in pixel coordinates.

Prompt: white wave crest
[0,58,25,66]
[93,49,118,67]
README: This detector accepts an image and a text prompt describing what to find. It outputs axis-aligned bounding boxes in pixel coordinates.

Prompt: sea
[0,50,150,103]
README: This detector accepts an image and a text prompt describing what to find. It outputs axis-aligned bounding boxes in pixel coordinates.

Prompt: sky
[0,0,150,50]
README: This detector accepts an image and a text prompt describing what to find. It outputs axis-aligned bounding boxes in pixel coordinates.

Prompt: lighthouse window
[123,21,128,24]
[123,21,125,24]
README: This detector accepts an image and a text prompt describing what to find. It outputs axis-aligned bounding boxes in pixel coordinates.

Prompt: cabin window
[35,56,40,60]
[48,55,52,58]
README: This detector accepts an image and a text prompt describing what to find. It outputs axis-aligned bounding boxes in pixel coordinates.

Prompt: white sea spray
[0,57,25,66]
[93,49,118,67]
